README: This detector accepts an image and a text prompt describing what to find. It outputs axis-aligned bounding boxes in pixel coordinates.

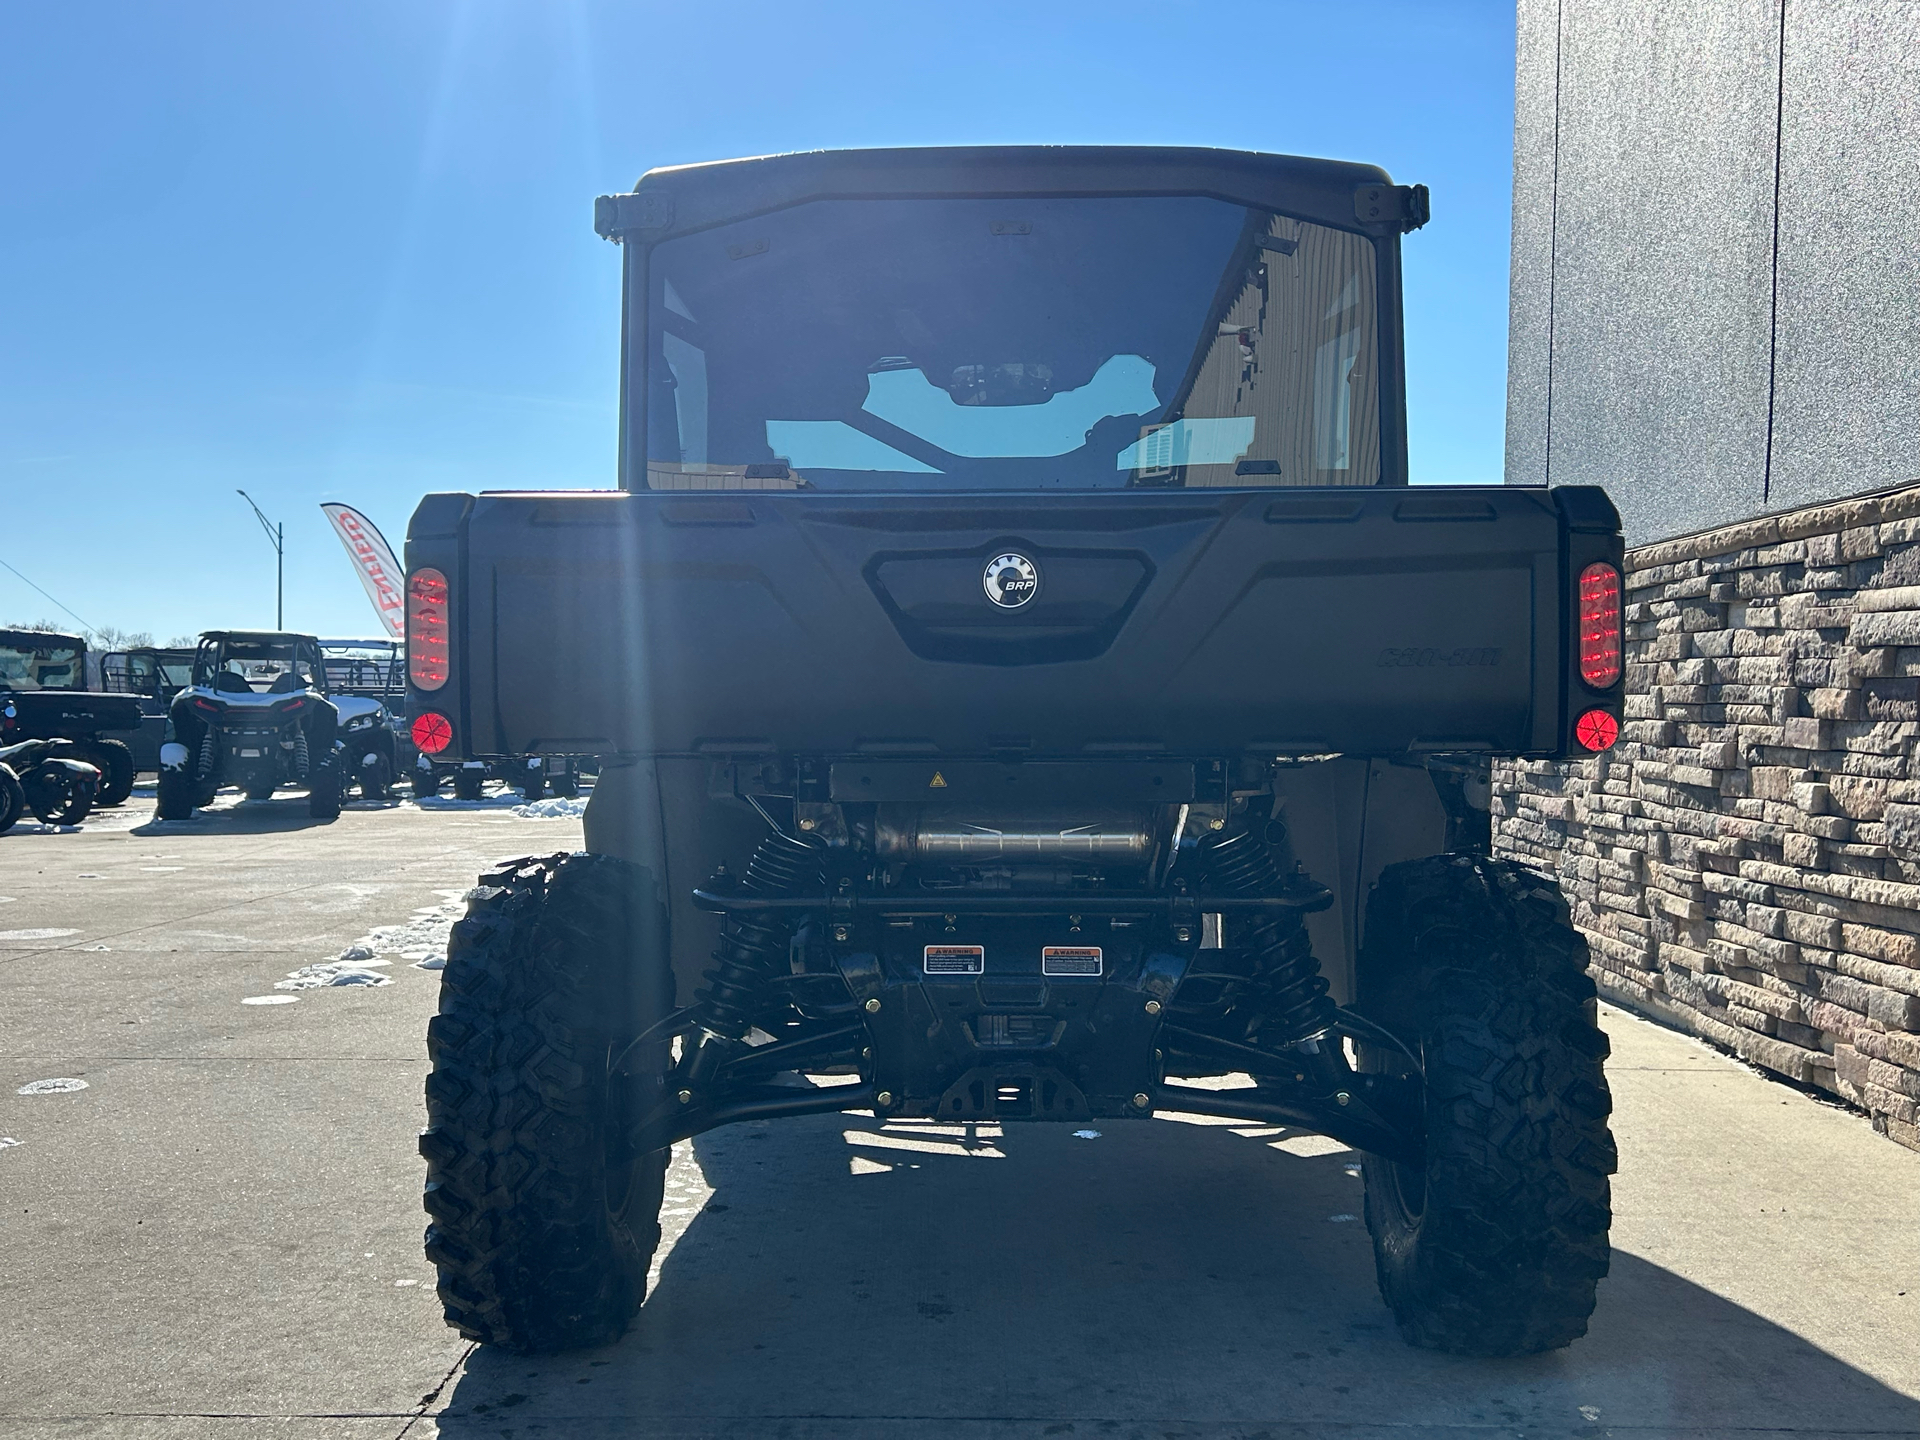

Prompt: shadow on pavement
[431,1111,1920,1439]
[125,793,353,836]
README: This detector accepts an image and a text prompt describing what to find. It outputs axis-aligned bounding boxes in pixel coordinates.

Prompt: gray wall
[1506,0,1920,544]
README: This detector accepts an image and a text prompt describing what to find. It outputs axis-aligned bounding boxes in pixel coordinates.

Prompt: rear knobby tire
[358,753,394,803]
[308,758,341,820]
[0,764,23,833]
[156,765,195,820]
[453,769,485,802]
[413,768,442,799]
[419,852,674,1353]
[83,739,136,807]
[29,764,96,825]
[1358,854,1615,1357]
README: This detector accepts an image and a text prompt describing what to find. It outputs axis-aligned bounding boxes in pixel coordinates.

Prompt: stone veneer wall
[1493,482,1920,1151]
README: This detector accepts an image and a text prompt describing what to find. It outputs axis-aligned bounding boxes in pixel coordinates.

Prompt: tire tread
[1362,853,1616,1356]
[418,851,669,1353]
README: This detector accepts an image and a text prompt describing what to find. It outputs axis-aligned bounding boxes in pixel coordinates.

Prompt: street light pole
[236,490,284,629]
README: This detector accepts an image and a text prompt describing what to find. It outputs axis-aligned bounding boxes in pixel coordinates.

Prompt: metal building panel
[1528,0,1781,544]
[1766,0,1920,513]
[1504,0,1559,490]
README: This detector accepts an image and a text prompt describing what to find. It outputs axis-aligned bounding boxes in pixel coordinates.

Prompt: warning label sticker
[923,944,985,975]
[1041,946,1103,977]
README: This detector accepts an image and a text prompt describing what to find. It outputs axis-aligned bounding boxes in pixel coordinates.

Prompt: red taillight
[411,711,453,755]
[408,568,450,691]
[1576,708,1619,752]
[1578,562,1622,688]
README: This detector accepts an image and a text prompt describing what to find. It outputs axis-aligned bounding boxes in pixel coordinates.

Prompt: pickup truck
[406,146,1624,1360]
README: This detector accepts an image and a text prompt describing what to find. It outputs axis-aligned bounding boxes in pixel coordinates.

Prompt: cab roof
[0,627,84,649]
[595,145,1418,246]
[200,630,321,646]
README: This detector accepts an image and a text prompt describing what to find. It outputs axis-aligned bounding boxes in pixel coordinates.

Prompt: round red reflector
[1575,708,1619,752]
[411,711,453,755]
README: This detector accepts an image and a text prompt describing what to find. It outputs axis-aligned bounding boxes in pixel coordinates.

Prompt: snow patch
[1072,1129,1101,1140]
[513,796,589,819]
[241,995,299,1006]
[404,792,524,812]
[338,888,470,972]
[18,1078,88,1095]
[0,1136,21,1151]
[0,929,80,942]
[275,959,393,990]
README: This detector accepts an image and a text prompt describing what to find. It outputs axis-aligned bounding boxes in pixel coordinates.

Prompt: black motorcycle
[0,737,101,832]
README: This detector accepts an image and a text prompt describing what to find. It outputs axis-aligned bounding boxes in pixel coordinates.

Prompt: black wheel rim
[601,1040,645,1222]
[1386,1032,1427,1220]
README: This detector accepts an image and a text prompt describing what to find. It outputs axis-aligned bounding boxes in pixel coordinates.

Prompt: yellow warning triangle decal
[929,771,948,788]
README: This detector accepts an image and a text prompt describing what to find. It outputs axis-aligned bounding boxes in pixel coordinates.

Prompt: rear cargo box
[422,484,1606,761]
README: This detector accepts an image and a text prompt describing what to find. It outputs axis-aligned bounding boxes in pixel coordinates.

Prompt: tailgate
[415,485,1618,761]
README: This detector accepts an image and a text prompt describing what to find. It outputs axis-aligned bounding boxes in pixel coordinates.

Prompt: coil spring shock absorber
[1196,827,1335,1047]
[293,727,309,781]
[681,828,826,1091]
[195,727,217,781]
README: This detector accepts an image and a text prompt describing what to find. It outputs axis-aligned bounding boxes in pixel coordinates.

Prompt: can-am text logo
[983,553,1040,609]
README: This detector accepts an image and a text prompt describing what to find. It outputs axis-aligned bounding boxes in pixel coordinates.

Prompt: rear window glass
[644,196,1379,491]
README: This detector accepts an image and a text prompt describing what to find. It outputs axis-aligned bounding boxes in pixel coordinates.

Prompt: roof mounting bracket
[1353,183,1430,234]
[593,191,675,242]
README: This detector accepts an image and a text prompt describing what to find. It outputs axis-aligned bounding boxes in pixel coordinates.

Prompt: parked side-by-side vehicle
[101,645,197,773]
[404,146,1625,1361]
[159,631,343,819]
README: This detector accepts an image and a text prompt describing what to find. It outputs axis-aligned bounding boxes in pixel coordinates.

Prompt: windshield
[195,639,320,694]
[320,641,404,695]
[0,638,83,690]
[644,196,1379,491]
[116,652,193,694]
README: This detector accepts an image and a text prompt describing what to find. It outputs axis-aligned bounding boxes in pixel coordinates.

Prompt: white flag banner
[320,503,406,639]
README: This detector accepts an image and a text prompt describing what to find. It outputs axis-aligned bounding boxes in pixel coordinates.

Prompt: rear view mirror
[947,362,1054,407]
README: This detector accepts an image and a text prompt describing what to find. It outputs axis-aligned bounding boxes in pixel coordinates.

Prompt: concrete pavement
[1,789,1915,1439]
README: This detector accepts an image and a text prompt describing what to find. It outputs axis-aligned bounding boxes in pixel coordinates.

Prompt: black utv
[0,628,143,805]
[318,638,406,801]
[100,645,196,772]
[406,147,1625,1360]
[159,631,341,819]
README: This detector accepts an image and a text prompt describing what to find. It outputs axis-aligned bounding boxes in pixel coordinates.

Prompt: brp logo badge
[983,552,1040,609]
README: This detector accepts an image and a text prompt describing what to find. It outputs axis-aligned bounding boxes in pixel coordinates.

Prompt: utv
[407,147,1625,1359]
[159,631,342,819]
[0,627,143,805]
[318,638,406,801]
[101,645,197,772]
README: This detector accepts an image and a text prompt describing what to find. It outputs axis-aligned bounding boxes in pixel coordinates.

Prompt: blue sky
[1,1,1517,642]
